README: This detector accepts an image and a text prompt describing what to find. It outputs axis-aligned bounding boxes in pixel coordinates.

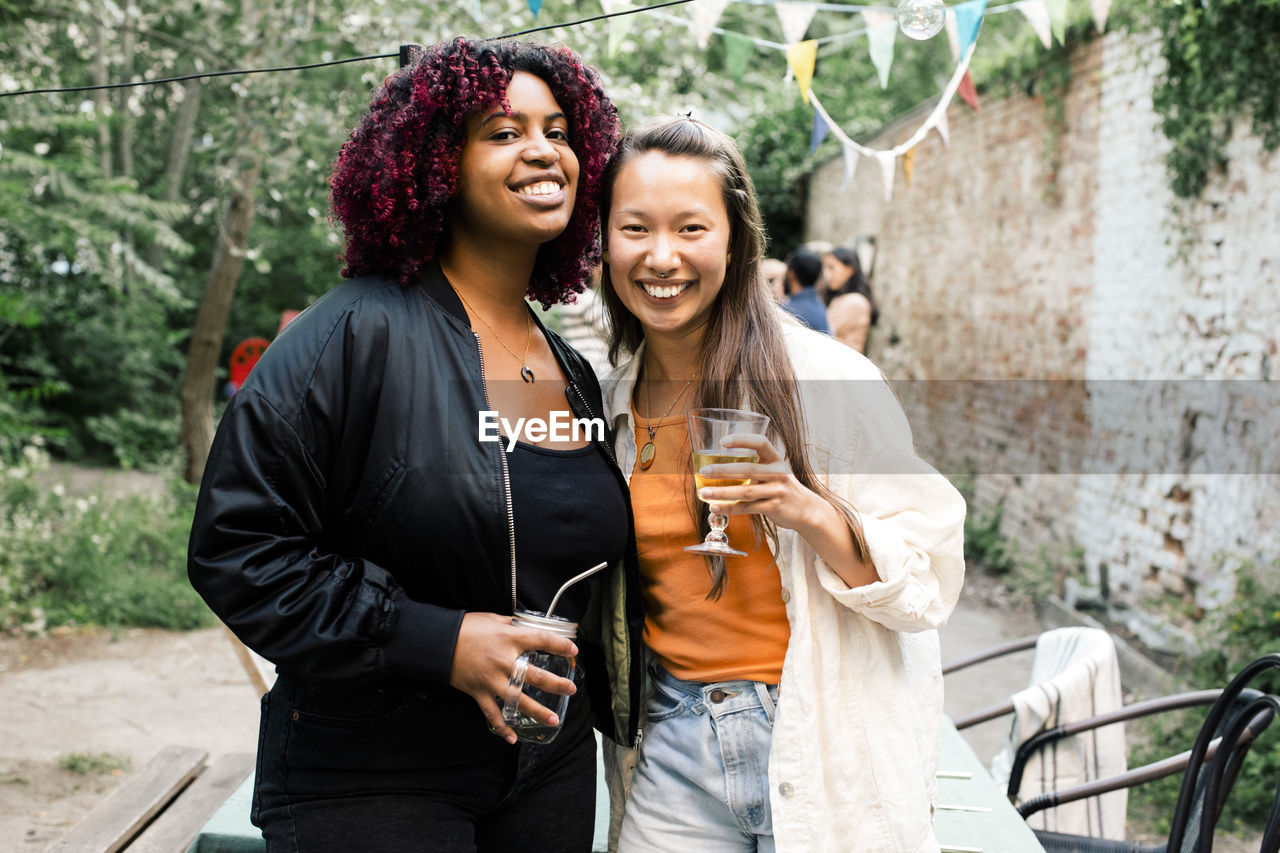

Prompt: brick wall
[804,29,1280,634]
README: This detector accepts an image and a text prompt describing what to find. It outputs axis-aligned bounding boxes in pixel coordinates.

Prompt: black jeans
[253,671,596,852]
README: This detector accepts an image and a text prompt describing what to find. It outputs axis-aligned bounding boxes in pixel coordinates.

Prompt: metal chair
[1021,653,1280,853]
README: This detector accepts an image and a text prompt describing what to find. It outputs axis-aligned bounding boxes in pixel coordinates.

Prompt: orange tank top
[629,408,790,684]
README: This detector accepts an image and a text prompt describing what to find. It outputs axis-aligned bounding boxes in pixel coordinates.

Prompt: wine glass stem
[707,510,729,546]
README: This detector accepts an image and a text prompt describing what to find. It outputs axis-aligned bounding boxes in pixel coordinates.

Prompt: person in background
[762,257,788,303]
[781,246,830,334]
[821,245,878,354]
[596,115,965,852]
[187,38,643,852]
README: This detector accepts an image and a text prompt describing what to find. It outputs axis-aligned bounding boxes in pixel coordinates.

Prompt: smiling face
[605,152,731,345]
[450,71,579,251]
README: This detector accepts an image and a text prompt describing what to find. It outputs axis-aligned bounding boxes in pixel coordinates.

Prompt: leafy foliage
[1129,560,1280,833]
[0,441,208,632]
[1149,0,1280,199]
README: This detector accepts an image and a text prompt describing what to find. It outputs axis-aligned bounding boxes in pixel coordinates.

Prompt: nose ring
[657,271,671,279]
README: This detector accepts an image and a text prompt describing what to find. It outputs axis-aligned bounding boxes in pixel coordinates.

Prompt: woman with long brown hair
[597,116,965,852]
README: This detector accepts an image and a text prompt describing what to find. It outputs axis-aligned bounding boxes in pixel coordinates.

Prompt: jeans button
[709,688,726,703]
[778,781,795,798]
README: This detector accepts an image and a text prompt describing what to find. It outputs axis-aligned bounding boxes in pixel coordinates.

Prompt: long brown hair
[599,117,867,597]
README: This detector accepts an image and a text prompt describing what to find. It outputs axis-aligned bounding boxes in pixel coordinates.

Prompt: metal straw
[545,561,608,620]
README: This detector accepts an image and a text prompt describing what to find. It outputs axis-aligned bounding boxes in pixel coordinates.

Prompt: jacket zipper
[569,381,618,466]
[474,333,518,614]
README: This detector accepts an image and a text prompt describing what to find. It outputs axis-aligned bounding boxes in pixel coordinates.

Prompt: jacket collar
[417,259,470,327]
[603,340,645,429]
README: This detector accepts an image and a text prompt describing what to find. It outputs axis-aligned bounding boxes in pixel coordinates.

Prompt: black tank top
[507,440,628,623]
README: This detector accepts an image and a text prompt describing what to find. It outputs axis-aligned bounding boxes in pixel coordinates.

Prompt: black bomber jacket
[187,261,644,746]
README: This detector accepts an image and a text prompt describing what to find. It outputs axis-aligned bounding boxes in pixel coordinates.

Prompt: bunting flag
[810,110,830,155]
[1044,0,1068,45]
[952,0,988,59]
[901,146,916,186]
[934,108,950,149]
[1016,0,1053,49]
[776,2,818,45]
[1090,0,1112,32]
[527,0,542,18]
[805,30,982,192]
[957,69,981,111]
[944,8,961,60]
[841,142,859,190]
[876,151,896,201]
[691,0,733,49]
[861,9,897,89]
[601,0,634,58]
[786,40,818,103]
[723,31,753,81]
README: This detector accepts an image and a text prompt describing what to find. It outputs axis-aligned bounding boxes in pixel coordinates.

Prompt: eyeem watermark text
[478,411,605,452]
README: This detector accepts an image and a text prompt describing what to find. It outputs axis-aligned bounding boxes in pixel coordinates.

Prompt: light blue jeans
[617,665,780,852]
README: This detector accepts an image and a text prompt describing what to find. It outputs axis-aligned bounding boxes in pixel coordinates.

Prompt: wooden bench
[46,746,255,853]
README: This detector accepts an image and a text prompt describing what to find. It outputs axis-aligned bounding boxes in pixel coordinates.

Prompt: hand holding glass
[684,408,771,557]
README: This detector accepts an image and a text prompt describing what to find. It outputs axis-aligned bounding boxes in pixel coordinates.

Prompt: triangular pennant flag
[861,9,897,89]
[957,69,981,111]
[952,0,988,58]
[1090,0,1112,32]
[786,40,818,104]
[841,143,859,189]
[934,108,950,150]
[1044,0,1068,45]
[1016,0,1053,49]
[691,0,732,49]
[776,2,818,45]
[876,151,896,201]
[809,110,830,156]
[944,9,960,60]
[723,31,753,81]
[902,146,916,186]
[527,0,542,18]
[601,0,634,59]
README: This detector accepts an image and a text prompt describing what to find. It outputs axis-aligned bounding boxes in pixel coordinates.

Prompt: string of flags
[518,0,1114,202]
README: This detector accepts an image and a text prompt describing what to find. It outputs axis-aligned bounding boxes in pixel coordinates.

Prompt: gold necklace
[453,287,535,383]
[638,368,696,471]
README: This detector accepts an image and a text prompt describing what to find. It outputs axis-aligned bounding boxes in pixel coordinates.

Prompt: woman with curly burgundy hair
[189,38,644,852]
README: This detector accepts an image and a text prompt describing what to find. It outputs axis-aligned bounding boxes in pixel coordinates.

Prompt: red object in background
[278,310,301,336]
[229,337,271,390]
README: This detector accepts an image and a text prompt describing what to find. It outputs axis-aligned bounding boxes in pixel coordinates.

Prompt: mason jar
[502,610,578,744]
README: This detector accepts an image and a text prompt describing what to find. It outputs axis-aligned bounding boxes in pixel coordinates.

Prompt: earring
[602,250,610,264]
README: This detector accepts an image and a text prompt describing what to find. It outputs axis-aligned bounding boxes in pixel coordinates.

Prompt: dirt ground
[0,625,266,848]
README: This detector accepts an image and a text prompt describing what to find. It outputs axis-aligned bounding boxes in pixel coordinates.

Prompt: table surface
[189,723,1042,853]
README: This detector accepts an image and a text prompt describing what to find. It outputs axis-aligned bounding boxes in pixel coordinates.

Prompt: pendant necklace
[454,287,536,383]
[638,367,696,471]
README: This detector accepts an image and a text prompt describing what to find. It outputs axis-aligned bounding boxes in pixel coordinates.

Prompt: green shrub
[1129,560,1280,833]
[0,441,212,632]
[84,408,180,471]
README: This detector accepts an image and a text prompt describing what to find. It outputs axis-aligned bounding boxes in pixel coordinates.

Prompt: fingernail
[546,715,559,726]
[569,643,579,656]
[699,487,713,500]
[506,733,517,745]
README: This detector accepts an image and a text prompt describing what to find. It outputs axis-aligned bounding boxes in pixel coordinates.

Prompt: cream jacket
[602,321,966,852]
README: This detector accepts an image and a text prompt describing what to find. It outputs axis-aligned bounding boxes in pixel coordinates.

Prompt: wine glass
[683,407,771,557]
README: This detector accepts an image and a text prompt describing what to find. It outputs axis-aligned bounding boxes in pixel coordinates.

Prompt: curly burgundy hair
[328,38,619,307]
